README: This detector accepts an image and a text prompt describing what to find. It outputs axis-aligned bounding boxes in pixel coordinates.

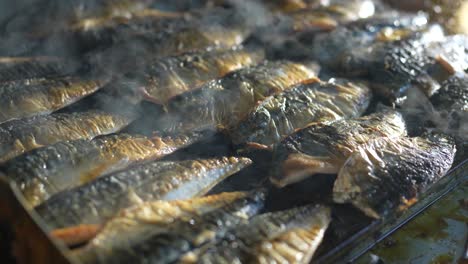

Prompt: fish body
[230,78,371,147]
[184,204,331,264]
[75,191,265,264]
[2,133,199,206]
[0,56,79,82]
[0,110,134,163]
[158,61,318,133]
[0,76,106,123]
[271,110,407,187]
[333,134,456,218]
[36,157,252,229]
[125,47,265,104]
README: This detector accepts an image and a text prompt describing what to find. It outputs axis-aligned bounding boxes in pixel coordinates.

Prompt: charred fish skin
[310,12,430,74]
[157,60,318,133]
[185,205,331,264]
[0,56,80,82]
[35,157,252,229]
[333,134,456,219]
[123,47,265,105]
[75,191,253,263]
[0,76,107,123]
[0,110,134,163]
[2,133,200,206]
[270,110,407,187]
[76,191,265,264]
[230,78,371,147]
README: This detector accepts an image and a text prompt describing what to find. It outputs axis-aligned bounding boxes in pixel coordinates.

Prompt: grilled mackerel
[0,56,79,82]
[2,133,201,206]
[333,134,456,219]
[157,61,318,133]
[271,110,407,187]
[0,110,134,163]
[230,77,371,147]
[182,204,331,264]
[74,191,265,264]
[36,157,252,229]
[0,76,106,123]
[122,48,265,104]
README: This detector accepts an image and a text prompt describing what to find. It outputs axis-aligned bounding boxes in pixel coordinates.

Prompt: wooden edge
[0,176,75,264]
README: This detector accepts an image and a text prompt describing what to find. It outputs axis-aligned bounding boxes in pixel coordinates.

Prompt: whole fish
[2,133,201,206]
[0,76,107,123]
[270,110,407,187]
[36,157,252,229]
[230,77,371,148]
[74,191,265,264]
[333,134,456,219]
[182,204,331,264]
[0,56,79,82]
[0,110,134,163]
[157,60,318,133]
[120,47,265,105]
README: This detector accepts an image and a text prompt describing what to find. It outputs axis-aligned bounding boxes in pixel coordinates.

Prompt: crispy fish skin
[0,76,106,123]
[0,110,134,163]
[74,191,265,264]
[184,205,331,264]
[270,110,407,187]
[136,48,265,104]
[230,78,371,147]
[158,61,318,133]
[36,157,252,229]
[2,133,199,206]
[333,134,456,219]
[0,56,79,82]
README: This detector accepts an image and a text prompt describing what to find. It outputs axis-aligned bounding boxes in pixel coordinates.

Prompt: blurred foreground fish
[333,134,456,219]
[0,76,107,123]
[182,204,331,264]
[119,47,265,104]
[0,56,79,82]
[36,157,252,229]
[230,77,371,148]
[0,110,134,163]
[158,60,318,133]
[271,110,407,187]
[2,133,201,206]
[74,191,265,263]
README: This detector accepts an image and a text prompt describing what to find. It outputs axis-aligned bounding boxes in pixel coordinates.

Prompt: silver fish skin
[157,60,318,134]
[270,110,407,187]
[0,76,107,123]
[0,110,134,163]
[333,134,456,219]
[2,133,200,206]
[74,191,265,264]
[36,157,252,229]
[230,77,371,147]
[182,204,331,264]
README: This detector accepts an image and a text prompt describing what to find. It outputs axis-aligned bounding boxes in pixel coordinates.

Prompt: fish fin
[435,54,456,75]
[245,142,272,151]
[50,224,101,247]
[272,154,340,187]
[299,77,321,85]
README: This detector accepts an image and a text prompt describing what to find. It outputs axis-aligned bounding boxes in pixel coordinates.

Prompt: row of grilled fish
[0,0,466,263]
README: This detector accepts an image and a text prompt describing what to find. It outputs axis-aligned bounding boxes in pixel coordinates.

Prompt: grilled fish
[157,61,318,133]
[182,204,331,264]
[36,157,252,229]
[118,47,265,105]
[0,110,133,163]
[0,56,79,82]
[2,133,201,206]
[0,76,107,123]
[230,77,371,147]
[74,191,265,264]
[270,110,407,187]
[333,134,456,219]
